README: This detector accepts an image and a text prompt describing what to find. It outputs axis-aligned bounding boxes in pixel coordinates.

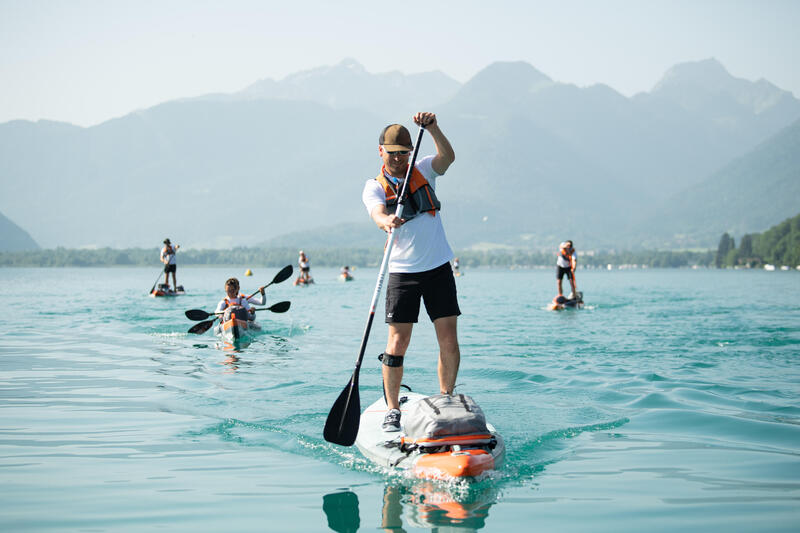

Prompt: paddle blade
[268,300,291,313]
[188,319,215,334]
[185,309,211,321]
[323,372,361,446]
[272,264,293,285]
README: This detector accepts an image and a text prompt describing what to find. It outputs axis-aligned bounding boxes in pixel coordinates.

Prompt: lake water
[1,266,798,532]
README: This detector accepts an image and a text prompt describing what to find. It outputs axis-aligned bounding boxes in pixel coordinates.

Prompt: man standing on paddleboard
[160,238,179,291]
[556,240,578,298]
[361,112,459,432]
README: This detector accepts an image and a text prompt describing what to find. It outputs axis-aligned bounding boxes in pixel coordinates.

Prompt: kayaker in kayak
[160,238,179,290]
[556,240,578,298]
[361,111,459,432]
[215,277,266,321]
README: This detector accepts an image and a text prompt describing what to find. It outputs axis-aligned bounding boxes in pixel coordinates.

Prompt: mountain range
[0,210,39,251]
[1,57,798,251]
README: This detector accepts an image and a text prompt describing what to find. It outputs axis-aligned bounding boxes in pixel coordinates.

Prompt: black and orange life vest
[559,248,575,268]
[376,165,441,221]
[222,294,247,310]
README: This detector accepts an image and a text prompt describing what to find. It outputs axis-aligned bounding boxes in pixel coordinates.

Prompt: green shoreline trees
[0,246,713,269]
[715,213,800,268]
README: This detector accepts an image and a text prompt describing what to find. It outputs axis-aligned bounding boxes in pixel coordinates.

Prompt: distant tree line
[453,249,713,268]
[0,247,381,268]
[715,213,800,268]
[0,245,715,268]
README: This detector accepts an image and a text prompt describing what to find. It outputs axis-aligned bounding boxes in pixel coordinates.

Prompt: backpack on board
[401,394,494,451]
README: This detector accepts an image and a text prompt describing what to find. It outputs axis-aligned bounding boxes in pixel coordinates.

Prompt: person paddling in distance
[215,277,266,322]
[298,250,311,282]
[160,238,179,291]
[556,240,578,298]
[362,112,459,432]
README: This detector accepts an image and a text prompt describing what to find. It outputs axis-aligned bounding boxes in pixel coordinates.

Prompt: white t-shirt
[557,250,576,268]
[362,155,454,273]
[161,246,177,265]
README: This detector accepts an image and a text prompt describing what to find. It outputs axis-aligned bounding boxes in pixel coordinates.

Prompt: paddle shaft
[149,269,164,294]
[332,125,426,440]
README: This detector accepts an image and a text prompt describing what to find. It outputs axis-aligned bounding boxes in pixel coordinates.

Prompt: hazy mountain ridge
[0,210,39,251]
[1,99,380,248]
[238,58,461,117]
[637,117,800,248]
[650,58,794,114]
[1,57,798,250]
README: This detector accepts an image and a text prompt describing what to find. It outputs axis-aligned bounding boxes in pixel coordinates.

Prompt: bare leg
[163,270,169,288]
[433,316,459,394]
[557,278,563,296]
[383,322,412,410]
[172,272,178,289]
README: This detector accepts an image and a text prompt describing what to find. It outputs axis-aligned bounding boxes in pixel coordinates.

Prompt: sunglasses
[385,150,411,156]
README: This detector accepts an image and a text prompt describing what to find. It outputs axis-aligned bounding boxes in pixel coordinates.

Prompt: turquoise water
[1,266,798,532]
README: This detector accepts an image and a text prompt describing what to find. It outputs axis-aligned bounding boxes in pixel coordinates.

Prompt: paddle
[569,270,578,297]
[184,265,293,320]
[252,301,291,314]
[188,318,218,335]
[186,300,292,334]
[323,125,426,447]
[185,300,291,321]
[149,269,165,294]
[248,264,293,298]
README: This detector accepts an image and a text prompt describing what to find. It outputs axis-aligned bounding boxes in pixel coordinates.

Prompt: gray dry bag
[402,394,492,448]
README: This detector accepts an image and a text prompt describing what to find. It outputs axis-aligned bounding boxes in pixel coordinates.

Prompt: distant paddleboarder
[556,240,578,299]
[160,238,179,290]
[298,250,311,281]
[295,250,314,285]
[361,111,459,432]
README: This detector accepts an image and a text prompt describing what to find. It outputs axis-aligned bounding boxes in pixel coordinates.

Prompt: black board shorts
[556,265,572,280]
[385,262,461,323]
[164,264,177,274]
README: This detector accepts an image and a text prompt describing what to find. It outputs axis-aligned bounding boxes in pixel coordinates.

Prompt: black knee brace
[378,353,404,367]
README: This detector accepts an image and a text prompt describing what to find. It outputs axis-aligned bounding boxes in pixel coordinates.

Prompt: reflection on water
[324,482,498,532]
[323,491,360,533]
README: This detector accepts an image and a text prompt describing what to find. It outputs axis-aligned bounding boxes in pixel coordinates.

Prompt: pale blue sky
[1,0,798,126]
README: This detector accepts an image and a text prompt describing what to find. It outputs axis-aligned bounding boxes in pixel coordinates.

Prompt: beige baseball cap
[379,124,413,151]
